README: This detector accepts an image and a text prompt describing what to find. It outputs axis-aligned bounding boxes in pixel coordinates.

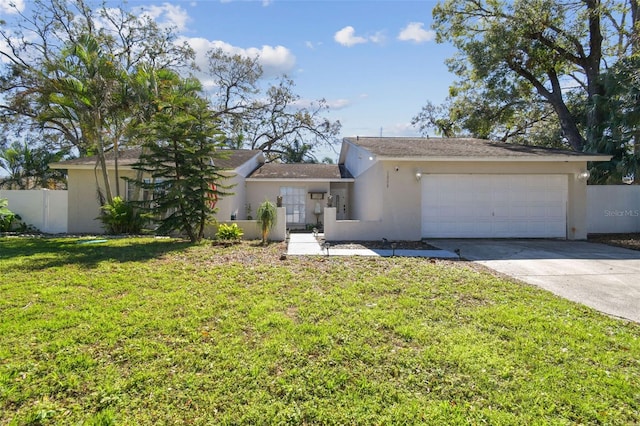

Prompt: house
[325,137,611,241]
[50,137,610,240]
[246,163,353,227]
[50,148,263,234]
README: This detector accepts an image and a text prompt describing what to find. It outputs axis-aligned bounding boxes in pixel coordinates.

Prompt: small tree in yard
[129,71,229,243]
[257,199,277,245]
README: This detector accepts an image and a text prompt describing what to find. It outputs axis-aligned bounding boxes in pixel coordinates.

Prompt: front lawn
[1,237,638,424]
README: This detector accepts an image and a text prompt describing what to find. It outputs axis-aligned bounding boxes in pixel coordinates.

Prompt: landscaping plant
[256,199,277,244]
[216,223,244,241]
[0,198,20,232]
[99,196,146,235]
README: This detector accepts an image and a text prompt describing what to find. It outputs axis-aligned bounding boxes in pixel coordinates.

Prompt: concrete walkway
[286,233,458,258]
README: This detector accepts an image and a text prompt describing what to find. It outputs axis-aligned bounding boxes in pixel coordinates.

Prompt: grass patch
[1,237,639,424]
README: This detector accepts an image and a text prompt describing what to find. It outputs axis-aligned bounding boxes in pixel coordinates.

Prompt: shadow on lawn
[0,237,192,271]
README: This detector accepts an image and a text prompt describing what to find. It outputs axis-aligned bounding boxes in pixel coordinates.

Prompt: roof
[247,163,354,181]
[343,137,612,162]
[50,148,263,170]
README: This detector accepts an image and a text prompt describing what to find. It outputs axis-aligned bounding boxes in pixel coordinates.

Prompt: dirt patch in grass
[588,233,640,251]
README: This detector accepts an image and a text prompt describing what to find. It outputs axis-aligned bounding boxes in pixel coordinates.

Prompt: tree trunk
[631,0,640,183]
[95,125,113,204]
[584,0,606,148]
[114,140,120,198]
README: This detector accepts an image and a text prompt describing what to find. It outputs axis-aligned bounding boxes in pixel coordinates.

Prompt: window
[280,186,306,224]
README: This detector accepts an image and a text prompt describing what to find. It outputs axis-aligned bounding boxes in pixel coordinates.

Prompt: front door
[330,188,348,220]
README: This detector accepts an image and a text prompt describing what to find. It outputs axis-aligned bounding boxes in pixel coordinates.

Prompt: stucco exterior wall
[67,169,138,233]
[342,142,377,177]
[67,168,241,234]
[351,163,383,221]
[246,181,331,228]
[339,159,590,240]
[204,207,286,241]
[215,173,245,221]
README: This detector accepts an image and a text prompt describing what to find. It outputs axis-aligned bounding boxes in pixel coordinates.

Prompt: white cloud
[305,41,323,50]
[334,26,386,47]
[383,122,420,137]
[326,98,351,110]
[135,3,191,32]
[220,0,272,4]
[292,97,351,111]
[334,26,367,47]
[369,31,386,45]
[398,22,435,43]
[179,37,296,84]
[246,44,296,74]
[0,0,24,14]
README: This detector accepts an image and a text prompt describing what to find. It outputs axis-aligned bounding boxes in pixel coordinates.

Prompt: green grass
[1,237,639,425]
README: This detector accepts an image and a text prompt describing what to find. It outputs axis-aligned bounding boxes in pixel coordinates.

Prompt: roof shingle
[51,148,262,170]
[345,137,609,160]
[248,163,353,180]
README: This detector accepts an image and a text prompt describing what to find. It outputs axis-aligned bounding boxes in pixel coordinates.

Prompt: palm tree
[0,142,68,189]
[257,199,277,244]
[0,143,27,189]
[43,34,126,203]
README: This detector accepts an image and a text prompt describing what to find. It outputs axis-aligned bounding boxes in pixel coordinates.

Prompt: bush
[0,198,20,232]
[216,223,244,241]
[99,196,146,235]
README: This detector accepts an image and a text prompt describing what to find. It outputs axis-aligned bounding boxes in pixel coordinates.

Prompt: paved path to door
[287,233,458,258]
[430,239,640,323]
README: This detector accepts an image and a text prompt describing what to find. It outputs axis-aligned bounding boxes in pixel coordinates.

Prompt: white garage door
[422,175,567,238]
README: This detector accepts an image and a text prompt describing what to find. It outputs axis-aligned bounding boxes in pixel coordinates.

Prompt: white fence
[0,189,68,234]
[587,185,640,234]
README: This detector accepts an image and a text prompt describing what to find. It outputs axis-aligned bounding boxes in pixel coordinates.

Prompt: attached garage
[333,137,612,241]
[422,174,568,238]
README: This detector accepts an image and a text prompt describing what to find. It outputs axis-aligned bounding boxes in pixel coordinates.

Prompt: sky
[0,0,457,160]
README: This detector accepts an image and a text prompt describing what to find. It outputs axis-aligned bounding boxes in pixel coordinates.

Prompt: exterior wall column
[323,207,337,240]
[567,175,588,240]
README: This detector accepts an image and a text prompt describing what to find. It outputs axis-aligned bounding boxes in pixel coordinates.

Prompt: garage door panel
[422,175,567,238]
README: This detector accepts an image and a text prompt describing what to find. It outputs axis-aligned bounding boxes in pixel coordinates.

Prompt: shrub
[99,196,146,235]
[216,223,244,241]
[0,198,20,232]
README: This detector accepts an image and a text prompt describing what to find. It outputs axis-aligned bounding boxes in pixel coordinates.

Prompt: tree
[207,49,341,161]
[0,141,67,189]
[411,100,461,138]
[413,85,566,147]
[42,34,125,202]
[129,71,229,243]
[256,199,277,245]
[590,56,640,182]
[430,0,636,152]
[281,140,317,163]
[0,0,193,202]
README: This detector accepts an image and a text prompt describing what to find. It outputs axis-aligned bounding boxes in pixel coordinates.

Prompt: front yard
[1,237,639,425]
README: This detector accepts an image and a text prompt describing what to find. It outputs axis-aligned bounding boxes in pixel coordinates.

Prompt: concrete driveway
[430,239,640,323]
